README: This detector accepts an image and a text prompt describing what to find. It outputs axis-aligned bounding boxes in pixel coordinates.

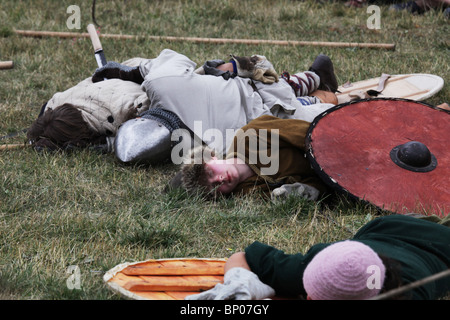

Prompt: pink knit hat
[302,240,386,300]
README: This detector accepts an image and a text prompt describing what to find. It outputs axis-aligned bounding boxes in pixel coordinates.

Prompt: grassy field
[0,0,449,300]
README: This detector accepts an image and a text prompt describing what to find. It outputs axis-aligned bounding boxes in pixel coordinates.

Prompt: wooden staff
[371,268,450,300]
[0,61,14,70]
[0,144,30,151]
[14,29,396,50]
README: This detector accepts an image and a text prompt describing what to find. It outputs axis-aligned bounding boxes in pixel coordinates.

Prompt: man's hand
[92,61,143,84]
[194,59,235,80]
[271,182,320,201]
[230,55,279,84]
[185,267,275,300]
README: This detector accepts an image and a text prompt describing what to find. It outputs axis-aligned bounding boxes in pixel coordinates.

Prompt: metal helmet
[114,108,188,165]
[114,117,172,164]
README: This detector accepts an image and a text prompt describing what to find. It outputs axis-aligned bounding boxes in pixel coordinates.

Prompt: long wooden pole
[0,61,14,69]
[14,29,396,50]
[371,268,450,300]
[0,144,30,151]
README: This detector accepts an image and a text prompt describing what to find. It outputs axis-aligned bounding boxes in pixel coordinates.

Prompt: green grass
[0,0,449,300]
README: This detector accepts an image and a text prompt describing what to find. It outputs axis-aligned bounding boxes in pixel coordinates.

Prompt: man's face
[203,158,241,194]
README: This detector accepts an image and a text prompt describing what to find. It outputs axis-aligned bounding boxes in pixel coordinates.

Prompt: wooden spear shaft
[14,29,396,50]
[0,144,30,151]
[0,61,14,69]
[371,268,450,300]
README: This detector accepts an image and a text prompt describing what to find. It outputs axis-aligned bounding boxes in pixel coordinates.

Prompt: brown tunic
[226,115,327,197]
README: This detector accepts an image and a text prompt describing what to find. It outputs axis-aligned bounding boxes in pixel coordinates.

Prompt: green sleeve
[244,241,329,297]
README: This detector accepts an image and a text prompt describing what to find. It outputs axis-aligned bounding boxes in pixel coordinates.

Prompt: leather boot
[309,54,338,93]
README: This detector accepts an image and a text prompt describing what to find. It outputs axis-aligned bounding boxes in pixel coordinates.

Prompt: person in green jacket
[186,214,450,300]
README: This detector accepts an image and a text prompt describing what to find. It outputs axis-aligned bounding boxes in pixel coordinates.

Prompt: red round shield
[306,98,450,217]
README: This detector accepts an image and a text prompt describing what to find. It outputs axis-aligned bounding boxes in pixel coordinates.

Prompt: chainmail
[139,108,183,133]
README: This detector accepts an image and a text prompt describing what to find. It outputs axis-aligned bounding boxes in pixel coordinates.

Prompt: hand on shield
[184,267,275,300]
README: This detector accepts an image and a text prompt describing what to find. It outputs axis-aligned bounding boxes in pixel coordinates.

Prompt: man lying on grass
[185,214,450,300]
[169,114,329,201]
[27,49,338,165]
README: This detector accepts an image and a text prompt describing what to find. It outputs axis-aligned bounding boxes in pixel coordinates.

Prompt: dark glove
[92,61,144,84]
[194,59,235,80]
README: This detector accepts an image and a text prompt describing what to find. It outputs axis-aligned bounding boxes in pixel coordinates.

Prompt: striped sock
[281,71,320,97]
